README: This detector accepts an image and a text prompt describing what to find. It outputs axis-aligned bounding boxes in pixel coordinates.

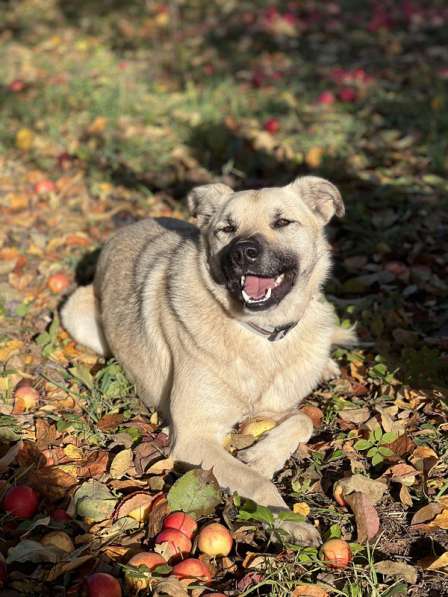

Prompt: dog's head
[188,176,344,321]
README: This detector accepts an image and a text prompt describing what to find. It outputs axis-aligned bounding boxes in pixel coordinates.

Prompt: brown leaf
[46,555,93,582]
[134,441,165,476]
[77,450,109,478]
[385,434,415,459]
[147,495,170,538]
[410,446,438,475]
[97,413,124,432]
[292,586,329,597]
[375,560,417,584]
[0,440,23,473]
[411,503,442,525]
[113,491,159,523]
[339,407,370,424]
[335,474,387,505]
[429,509,448,530]
[425,551,448,570]
[399,485,413,507]
[35,419,59,450]
[28,466,77,501]
[152,578,188,597]
[345,491,380,543]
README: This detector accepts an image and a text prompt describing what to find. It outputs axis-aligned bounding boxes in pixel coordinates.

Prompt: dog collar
[240,320,298,342]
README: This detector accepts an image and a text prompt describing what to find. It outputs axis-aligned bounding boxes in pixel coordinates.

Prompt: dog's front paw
[280,520,322,547]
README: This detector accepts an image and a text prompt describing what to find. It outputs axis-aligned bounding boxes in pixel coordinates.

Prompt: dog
[61,175,355,546]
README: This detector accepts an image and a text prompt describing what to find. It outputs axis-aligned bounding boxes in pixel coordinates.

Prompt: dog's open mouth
[239,270,295,310]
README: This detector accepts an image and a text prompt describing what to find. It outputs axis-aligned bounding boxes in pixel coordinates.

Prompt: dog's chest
[231,333,330,417]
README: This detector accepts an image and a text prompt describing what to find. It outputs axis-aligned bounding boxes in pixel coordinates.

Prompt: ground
[0,1,448,596]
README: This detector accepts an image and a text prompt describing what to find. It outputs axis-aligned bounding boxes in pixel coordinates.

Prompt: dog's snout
[230,238,261,268]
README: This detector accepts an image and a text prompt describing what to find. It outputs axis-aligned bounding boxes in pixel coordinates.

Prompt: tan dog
[62,176,355,546]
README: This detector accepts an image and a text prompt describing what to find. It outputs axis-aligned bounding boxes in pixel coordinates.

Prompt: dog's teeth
[242,289,251,302]
[265,287,272,299]
[240,275,246,287]
[274,273,284,287]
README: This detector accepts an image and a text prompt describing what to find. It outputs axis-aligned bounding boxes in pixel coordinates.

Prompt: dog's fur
[61,176,355,546]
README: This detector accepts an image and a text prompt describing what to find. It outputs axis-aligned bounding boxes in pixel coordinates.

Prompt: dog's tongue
[244,275,275,299]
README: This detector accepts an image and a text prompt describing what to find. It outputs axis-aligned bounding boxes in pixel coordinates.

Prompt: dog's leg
[171,436,320,546]
[238,412,313,480]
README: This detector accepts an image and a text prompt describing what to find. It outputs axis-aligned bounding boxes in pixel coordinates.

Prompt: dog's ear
[289,176,344,224]
[187,183,233,228]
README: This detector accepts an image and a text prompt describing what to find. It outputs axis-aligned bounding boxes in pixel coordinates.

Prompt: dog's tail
[61,285,110,356]
[331,324,357,347]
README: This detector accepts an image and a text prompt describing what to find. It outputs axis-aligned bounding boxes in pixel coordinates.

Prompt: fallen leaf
[292,585,329,597]
[0,440,23,473]
[73,479,117,522]
[429,509,448,530]
[7,540,62,564]
[426,551,448,570]
[375,560,417,584]
[334,474,387,505]
[293,502,311,517]
[152,578,188,596]
[345,491,380,543]
[113,491,157,523]
[339,407,370,424]
[110,448,133,479]
[167,469,221,518]
[46,555,93,582]
[411,503,442,525]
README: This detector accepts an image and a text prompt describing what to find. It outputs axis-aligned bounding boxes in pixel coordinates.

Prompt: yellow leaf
[63,444,83,460]
[305,147,324,168]
[293,502,310,517]
[430,509,448,530]
[426,551,448,570]
[16,128,34,151]
[0,339,23,361]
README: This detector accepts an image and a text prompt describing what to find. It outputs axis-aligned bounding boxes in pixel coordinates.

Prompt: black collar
[240,320,298,342]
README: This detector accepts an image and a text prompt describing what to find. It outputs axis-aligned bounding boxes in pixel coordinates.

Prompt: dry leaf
[425,552,448,570]
[110,448,133,479]
[46,555,93,582]
[411,503,442,525]
[345,491,380,543]
[293,502,311,517]
[0,440,23,473]
[339,407,370,424]
[429,509,448,530]
[292,585,329,597]
[334,474,387,505]
[375,560,417,584]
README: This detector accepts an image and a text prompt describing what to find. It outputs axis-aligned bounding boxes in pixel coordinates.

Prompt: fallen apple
[8,79,26,92]
[47,272,71,293]
[197,523,233,557]
[124,551,166,591]
[155,528,192,556]
[84,572,122,597]
[34,179,56,194]
[162,511,197,539]
[172,558,212,585]
[263,117,280,134]
[13,384,39,412]
[41,530,75,553]
[320,538,352,569]
[52,508,72,522]
[240,418,276,438]
[3,486,39,519]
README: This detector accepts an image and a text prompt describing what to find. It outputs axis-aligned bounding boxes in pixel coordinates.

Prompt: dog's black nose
[230,238,261,268]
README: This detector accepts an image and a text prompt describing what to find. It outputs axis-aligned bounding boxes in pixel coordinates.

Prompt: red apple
[320,539,352,569]
[52,508,72,522]
[338,88,357,103]
[34,179,56,194]
[317,91,335,106]
[84,573,122,597]
[125,552,166,591]
[47,272,71,293]
[172,558,212,585]
[197,523,233,557]
[3,486,39,519]
[155,528,192,556]
[162,512,197,539]
[8,79,26,92]
[263,117,280,134]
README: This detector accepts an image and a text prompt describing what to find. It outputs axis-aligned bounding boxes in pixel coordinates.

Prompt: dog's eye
[218,224,237,234]
[273,218,292,229]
